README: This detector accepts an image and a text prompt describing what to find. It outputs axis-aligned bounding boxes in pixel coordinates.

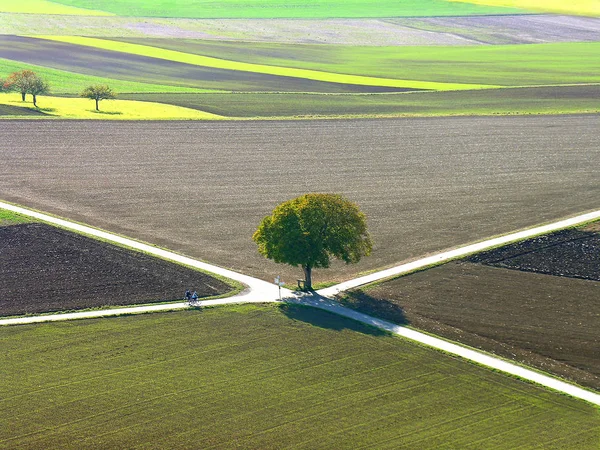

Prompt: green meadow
[36,37,600,89]
[37,36,491,91]
[1,3,597,118]
[0,209,33,225]
[38,0,525,18]
[121,86,600,118]
[112,38,600,88]
[1,305,597,448]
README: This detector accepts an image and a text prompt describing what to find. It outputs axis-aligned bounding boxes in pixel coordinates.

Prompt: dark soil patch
[0,223,231,316]
[468,228,600,281]
[348,228,600,390]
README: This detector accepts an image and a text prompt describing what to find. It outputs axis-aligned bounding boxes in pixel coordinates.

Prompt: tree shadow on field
[90,110,122,115]
[336,290,409,327]
[279,295,403,337]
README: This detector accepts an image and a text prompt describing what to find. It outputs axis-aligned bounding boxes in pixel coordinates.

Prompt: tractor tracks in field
[1,200,599,405]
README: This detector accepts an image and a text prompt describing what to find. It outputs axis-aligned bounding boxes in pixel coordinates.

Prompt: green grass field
[37,36,491,91]
[32,37,600,90]
[112,38,600,88]
[120,86,600,118]
[38,0,526,18]
[0,304,597,448]
[0,209,33,226]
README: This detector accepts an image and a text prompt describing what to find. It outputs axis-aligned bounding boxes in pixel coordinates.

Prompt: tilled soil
[1,15,598,45]
[349,229,600,390]
[469,228,600,281]
[0,223,231,316]
[0,116,598,284]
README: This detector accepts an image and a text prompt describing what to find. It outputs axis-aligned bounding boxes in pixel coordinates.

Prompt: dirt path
[1,200,598,406]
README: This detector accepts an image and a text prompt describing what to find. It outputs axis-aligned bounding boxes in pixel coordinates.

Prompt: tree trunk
[95,99,99,111]
[303,265,313,291]
[32,94,37,107]
[21,91,26,101]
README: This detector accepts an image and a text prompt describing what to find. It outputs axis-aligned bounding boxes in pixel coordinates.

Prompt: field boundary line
[1,200,599,405]
[0,200,285,314]
[292,295,600,406]
[318,209,600,296]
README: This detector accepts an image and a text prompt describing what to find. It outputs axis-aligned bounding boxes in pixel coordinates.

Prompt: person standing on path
[185,290,191,303]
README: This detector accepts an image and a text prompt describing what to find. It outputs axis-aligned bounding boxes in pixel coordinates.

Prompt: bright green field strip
[0,305,597,448]
[115,38,600,88]
[0,93,224,120]
[0,0,112,15]
[37,36,493,91]
[451,0,600,17]
[120,86,600,118]
[45,0,526,19]
[0,57,222,95]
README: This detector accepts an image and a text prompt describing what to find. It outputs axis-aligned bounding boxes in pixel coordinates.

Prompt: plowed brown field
[0,223,231,316]
[346,227,600,390]
[1,115,599,284]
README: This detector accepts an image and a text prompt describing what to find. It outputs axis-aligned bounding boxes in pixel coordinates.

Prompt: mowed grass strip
[0,0,112,15]
[0,209,33,226]
[450,0,600,16]
[114,38,600,88]
[35,36,493,91]
[0,305,597,448]
[45,0,525,18]
[120,85,600,118]
[0,93,223,120]
[0,57,223,95]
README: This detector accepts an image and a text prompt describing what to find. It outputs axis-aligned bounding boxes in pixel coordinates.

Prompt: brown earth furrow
[0,115,598,284]
[0,223,231,316]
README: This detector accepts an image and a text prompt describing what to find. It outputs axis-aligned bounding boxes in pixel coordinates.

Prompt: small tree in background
[4,70,37,101]
[81,85,116,111]
[28,77,50,107]
[253,193,372,290]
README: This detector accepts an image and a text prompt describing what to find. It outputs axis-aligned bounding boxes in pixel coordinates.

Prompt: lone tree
[253,193,372,290]
[4,70,38,101]
[81,85,116,111]
[28,77,50,107]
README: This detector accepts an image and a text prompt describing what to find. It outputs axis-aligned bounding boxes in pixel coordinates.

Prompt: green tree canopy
[80,84,116,111]
[28,77,50,107]
[253,193,372,290]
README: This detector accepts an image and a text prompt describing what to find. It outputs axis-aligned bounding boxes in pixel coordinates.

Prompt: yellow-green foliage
[37,36,495,91]
[449,0,600,16]
[0,93,223,120]
[0,0,113,15]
